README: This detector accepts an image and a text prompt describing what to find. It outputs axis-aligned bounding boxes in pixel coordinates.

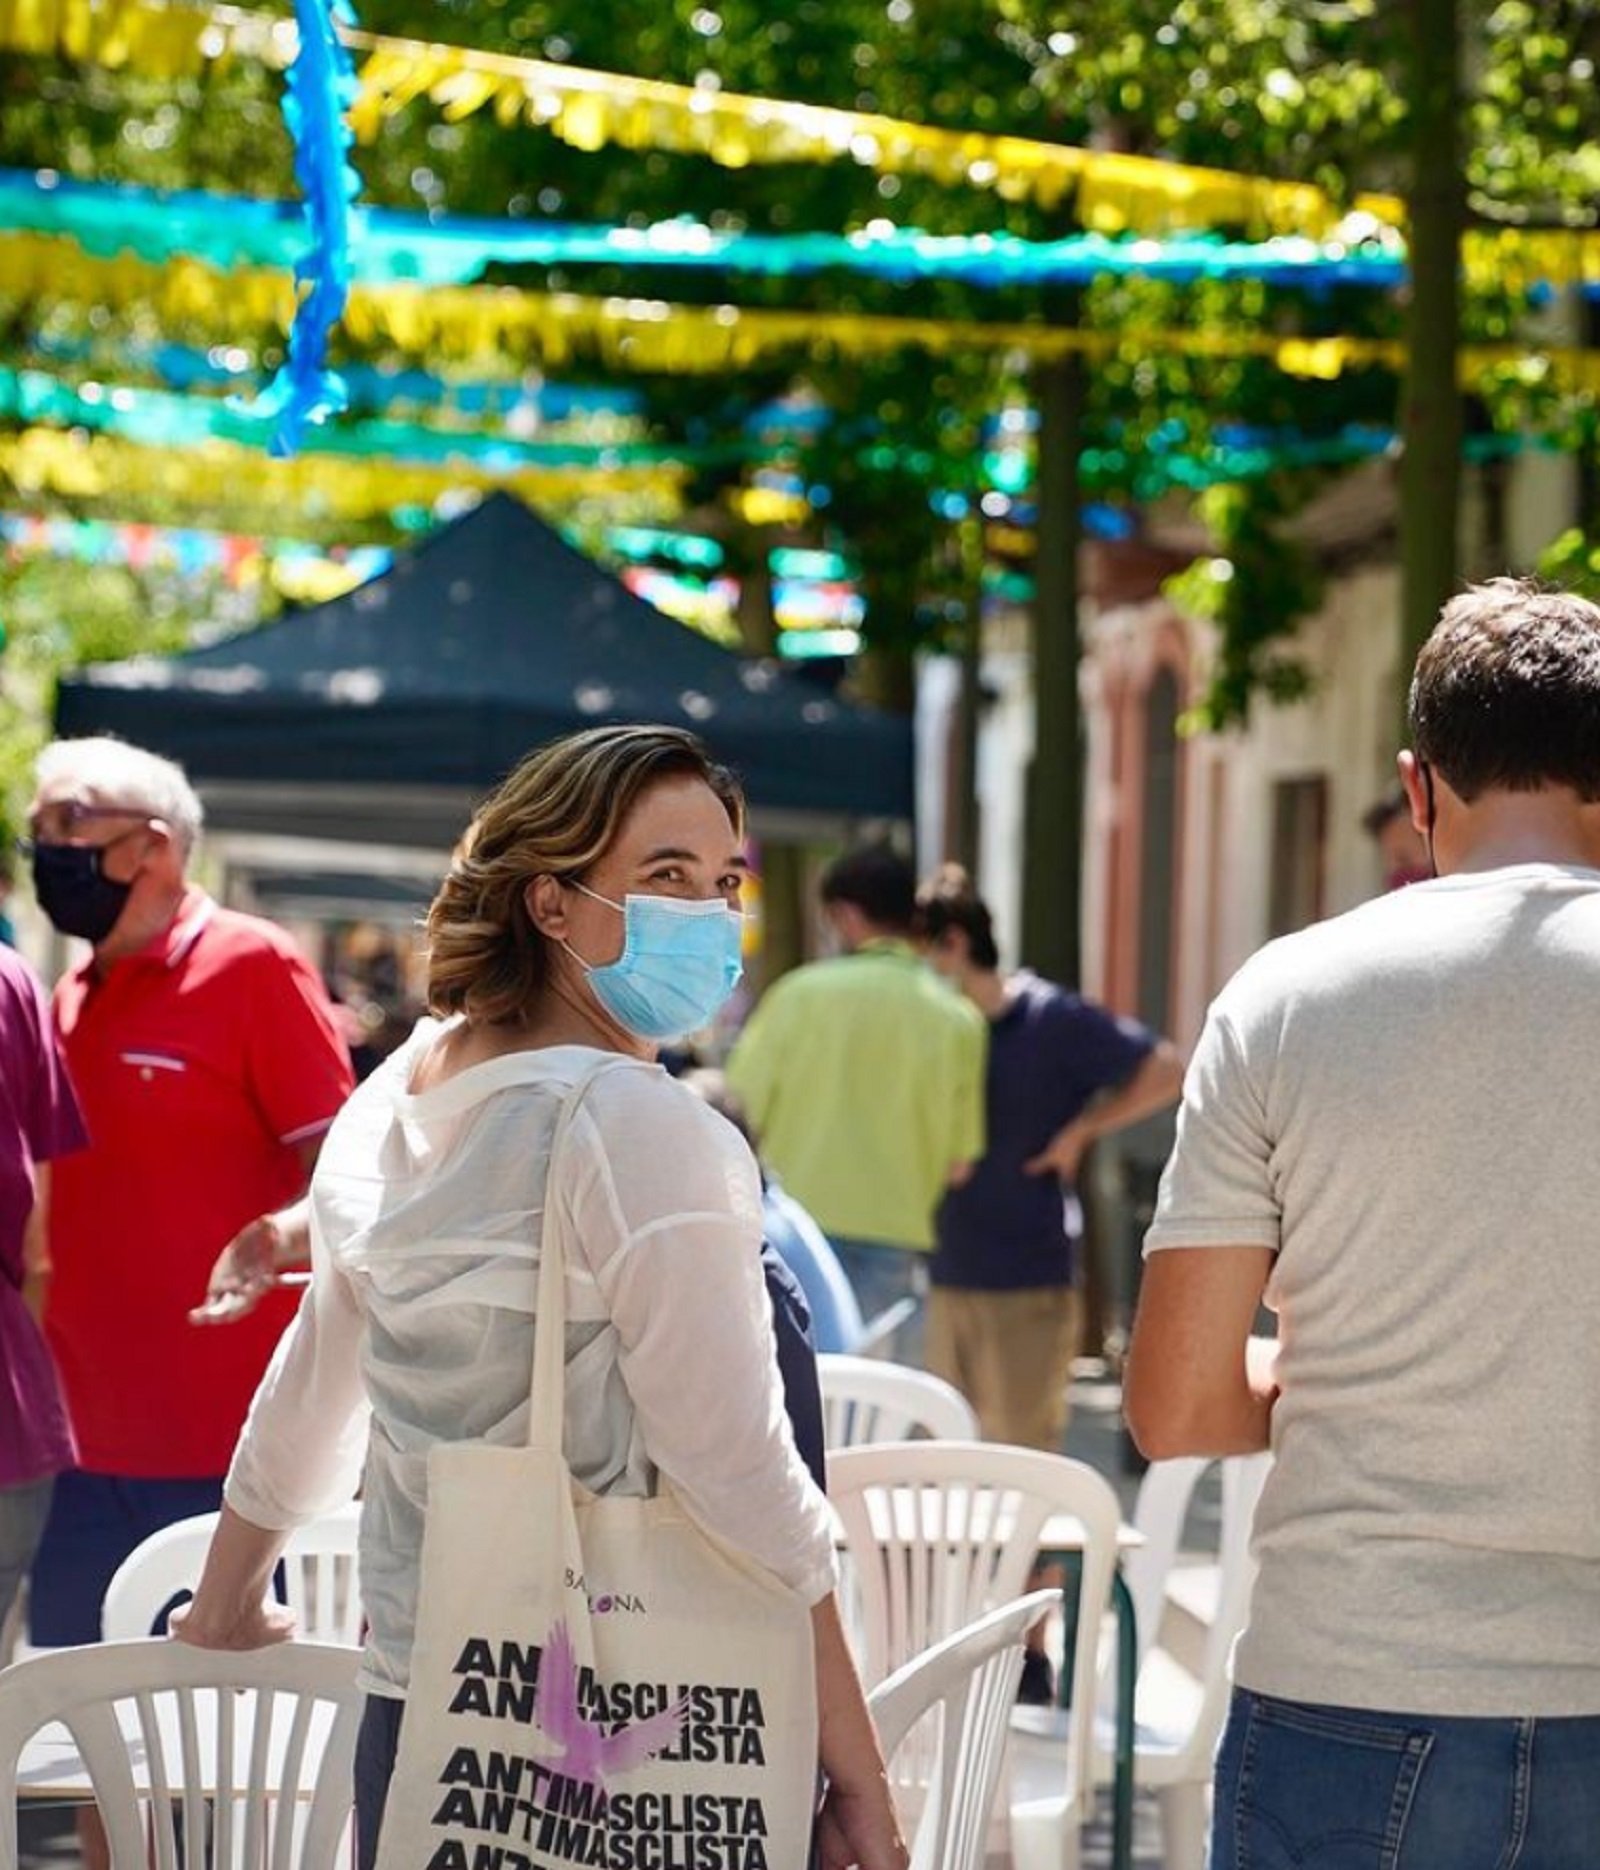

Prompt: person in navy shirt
[917,867,1184,1699]
[917,866,1184,1448]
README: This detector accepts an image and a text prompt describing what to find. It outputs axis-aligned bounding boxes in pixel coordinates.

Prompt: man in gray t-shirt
[1126,577,1600,1870]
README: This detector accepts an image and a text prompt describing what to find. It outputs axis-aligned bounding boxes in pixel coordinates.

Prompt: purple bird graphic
[533,1620,688,1788]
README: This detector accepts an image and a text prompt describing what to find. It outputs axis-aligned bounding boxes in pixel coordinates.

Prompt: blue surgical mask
[564,884,744,1041]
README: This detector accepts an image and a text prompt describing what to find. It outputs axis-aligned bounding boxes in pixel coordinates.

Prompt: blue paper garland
[0,166,1408,295]
[231,0,361,457]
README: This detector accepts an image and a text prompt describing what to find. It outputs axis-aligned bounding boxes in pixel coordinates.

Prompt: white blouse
[225,1021,838,1697]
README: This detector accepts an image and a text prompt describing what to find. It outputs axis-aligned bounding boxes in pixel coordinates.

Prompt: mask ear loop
[1419,759,1439,878]
[556,877,622,977]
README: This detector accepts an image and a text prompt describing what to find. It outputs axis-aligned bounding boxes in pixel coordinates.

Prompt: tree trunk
[1398,0,1465,717]
[1022,341,1084,988]
[850,641,917,714]
[731,528,805,987]
[950,513,984,874]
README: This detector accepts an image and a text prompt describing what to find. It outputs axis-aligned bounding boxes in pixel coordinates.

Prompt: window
[1268,776,1328,937]
[1137,669,1181,1029]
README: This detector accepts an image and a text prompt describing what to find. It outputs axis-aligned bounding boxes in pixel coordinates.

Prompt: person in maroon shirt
[0,943,87,1639]
[22,738,354,1671]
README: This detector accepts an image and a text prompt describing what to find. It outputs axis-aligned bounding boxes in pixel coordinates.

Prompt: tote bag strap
[528,1056,628,1452]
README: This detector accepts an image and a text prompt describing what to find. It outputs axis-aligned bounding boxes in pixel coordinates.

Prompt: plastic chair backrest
[1118,1456,1209,1675]
[850,1295,919,1360]
[0,1638,361,1870]
[818,1356,980,1449]
[1185,1452,1270,1769]
[101,1505,363,1645]
[1111,1450,1271,1772]
[869,1590,1058,1870]
[830,1439,1121,1821]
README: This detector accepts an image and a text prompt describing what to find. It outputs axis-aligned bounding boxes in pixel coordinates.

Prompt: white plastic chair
[818,1354,979,1449]
[1010,1451,1272,1870]
[829,1442,1122,1869]
[102,1505,363,1645]
[0,1638,361,1869]
[868,1590,1058,1870]
[850,1294,920,1359]
[1114,1451,1271,1870]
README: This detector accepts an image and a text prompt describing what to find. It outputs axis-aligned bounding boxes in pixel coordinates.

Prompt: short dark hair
[820,842,916,932]
[914,864,1001,970]
[1409,577,1600,802]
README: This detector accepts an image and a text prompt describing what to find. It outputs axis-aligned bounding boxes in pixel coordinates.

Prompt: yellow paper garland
[14,227,1600,392]
[0,423,690,524]
[0,0,1402,238]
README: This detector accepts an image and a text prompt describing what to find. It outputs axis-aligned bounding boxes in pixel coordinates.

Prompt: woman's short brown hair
[426,725,744,1026]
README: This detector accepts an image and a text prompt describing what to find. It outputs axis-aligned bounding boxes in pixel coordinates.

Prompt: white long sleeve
[219,1025,834,1698]
[224,1247,369,1529]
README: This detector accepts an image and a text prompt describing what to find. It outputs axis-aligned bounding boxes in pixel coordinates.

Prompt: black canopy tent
[54,494,912,850]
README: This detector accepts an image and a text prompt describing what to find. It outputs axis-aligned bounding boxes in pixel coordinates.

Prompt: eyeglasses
[18,800,153,853]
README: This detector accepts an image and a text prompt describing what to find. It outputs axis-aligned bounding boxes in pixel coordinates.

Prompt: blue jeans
[1212,1688,1600,1869]
[829,1236,927,1364]
[0,1475,54,1632]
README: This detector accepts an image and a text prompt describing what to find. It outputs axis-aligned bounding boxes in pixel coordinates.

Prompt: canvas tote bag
[375,1064,820,1870]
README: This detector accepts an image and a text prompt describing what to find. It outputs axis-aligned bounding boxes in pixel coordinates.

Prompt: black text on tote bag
[375,1064,819,1870]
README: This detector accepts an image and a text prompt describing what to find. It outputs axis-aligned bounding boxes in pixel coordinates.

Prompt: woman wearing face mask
[174,725,905,1870]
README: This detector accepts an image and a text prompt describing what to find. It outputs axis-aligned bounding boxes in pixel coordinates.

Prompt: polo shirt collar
[158,889,216,967]
[856,936,918,960]
[78,888,215,980]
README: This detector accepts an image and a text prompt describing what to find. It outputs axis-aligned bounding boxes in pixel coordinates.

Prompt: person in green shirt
[726,845,987,1361]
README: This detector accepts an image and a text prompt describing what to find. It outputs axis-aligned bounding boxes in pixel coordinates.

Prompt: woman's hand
[166,1504,295,1649]
[190,1216,283,1324]
[816,1776,910,1870]
[812,1595,910,1870]
[168,1593,296,1650]
[191,1201,311,1325]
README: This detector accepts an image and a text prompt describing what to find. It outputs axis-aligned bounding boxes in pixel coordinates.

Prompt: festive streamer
[0,0,240,77]
[0,364,752,470]
[234,0,361,454]
[0,426,691,529]
[0,229,1396,374]
[0,169,1414,291]
[26,333,644,421]
[2,404,1557,558]
[0,0,1401,238]
[12,226,1600,391]
[14,0,1600,299]
[1,504,877,636]
[0,509,390,597]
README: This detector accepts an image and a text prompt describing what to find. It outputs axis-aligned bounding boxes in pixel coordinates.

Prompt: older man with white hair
[22,736,354,1664]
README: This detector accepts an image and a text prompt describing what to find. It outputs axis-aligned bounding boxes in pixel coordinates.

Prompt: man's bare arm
[21,1163,52,1325]
[1024,1040,1186,1179]
[1123,1245,1278,1459]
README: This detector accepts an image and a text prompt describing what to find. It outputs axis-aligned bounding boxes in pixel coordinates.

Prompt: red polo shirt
[48,892,355,1477]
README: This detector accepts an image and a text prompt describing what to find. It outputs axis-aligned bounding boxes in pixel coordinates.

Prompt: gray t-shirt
[1147,864,1600,1716]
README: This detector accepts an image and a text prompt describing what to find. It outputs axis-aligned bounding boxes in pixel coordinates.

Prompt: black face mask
[31,841,135,944]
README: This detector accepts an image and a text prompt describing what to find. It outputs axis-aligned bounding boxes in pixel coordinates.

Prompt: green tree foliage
[5,0,1600,730]
[1164,479,1323,730]
[1004,0,1600,721]
[0,553,203,841]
